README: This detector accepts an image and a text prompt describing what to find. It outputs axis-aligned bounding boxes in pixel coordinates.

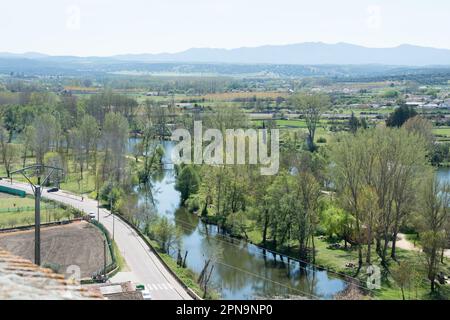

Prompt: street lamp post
[34,177,41,265]
[97,184,100,222]
[110,196,115,241]
[10,165,64,266]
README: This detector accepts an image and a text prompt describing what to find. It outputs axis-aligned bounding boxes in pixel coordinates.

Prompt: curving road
[0,179,192,300]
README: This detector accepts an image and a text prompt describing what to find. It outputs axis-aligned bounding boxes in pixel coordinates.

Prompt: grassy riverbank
[248,231,450,300]
[198,210,449,300]
[145,236,219,299]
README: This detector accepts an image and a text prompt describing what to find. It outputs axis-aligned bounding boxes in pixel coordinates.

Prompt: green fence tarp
[0,185,26,198]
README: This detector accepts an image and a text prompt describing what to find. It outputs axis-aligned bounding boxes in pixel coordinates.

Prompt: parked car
[47,187,59,193]
[88,212,96,220]
[136,284,152,300]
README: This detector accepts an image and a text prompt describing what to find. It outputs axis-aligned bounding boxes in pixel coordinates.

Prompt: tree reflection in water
[130,139,347,299]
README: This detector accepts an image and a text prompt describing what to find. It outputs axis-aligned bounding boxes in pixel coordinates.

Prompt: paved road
[0,179,192,300]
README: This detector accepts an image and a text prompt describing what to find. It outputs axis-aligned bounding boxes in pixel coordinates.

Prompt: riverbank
[196,209,450,300]
[93,195,211,299]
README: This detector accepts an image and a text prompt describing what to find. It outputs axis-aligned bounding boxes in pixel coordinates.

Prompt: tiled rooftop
[0,248,104,300]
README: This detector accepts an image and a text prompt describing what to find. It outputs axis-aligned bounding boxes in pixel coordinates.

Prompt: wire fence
[90,219,117,278]
[0,205,52,213]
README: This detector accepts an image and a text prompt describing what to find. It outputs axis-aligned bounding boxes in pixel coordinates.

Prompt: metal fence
[89,219,117,279]
[0,205,51,213]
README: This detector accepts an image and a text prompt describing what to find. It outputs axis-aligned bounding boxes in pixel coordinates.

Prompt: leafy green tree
[18,125,35,167]
[403,116,434,153]
[265,170,321,260]
[360,117,368,129]
[431,143,450,166]
[332,127,427,267]
[100,180,124,210]
[417,175,449,293]
[386,105,417,127]
[0,124,20,177]
[79,114,100,169]
[101,112,129,183]
[203,105,249,132]
[321,205,354,247]
[348,112,360,134]
[292,93,330,152]
[390,261,418,300]
[175,165,200,204]
[31,114,61,165]
[150,216,181,253]
[380,89,399,98]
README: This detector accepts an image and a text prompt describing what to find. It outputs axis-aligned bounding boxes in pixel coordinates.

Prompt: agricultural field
[0,221,112,278]
[433,126,450,141]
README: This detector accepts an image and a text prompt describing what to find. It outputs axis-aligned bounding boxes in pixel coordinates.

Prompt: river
[437,167,450,184]
[129,138,347,299]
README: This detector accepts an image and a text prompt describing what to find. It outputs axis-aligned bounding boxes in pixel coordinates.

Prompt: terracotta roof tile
[0,248,104,300]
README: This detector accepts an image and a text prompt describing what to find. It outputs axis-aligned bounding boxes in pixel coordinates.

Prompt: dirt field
[0,221,111,278]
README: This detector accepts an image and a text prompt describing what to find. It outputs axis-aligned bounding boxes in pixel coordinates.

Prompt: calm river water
[130,139,450,299]
[129,138,347,299]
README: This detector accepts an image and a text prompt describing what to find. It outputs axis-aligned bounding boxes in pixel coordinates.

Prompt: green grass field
[433,127,450,137]
[59,170,97,195]
[0,195,35,210]
[314,238,449,300]
[0,194,73,229]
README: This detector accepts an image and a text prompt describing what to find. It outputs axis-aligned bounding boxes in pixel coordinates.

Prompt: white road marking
[146,283,174,291]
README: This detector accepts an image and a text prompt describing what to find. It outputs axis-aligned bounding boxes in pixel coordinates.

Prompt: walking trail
[396,233,450,258]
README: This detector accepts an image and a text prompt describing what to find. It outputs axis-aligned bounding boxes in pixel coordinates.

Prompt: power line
[99,209,189,300]
[169,217,421,299]
[159,218,356,296]
[149,228,322,300]
[164,212,412,291]
[166,214,397,294]
[214,260,321,300]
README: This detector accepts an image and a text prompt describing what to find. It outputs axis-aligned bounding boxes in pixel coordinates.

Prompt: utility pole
[10,165,63,266]
[113,210,116,240]
[35,177,41,266]
[103,239,107,277]
[97,183,100,222]
[111,197,115,241]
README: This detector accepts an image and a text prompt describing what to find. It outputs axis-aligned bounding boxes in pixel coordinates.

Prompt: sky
[1,0,450,56]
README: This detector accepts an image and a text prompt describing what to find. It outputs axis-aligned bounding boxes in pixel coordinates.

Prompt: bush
[99,181,123,209]
[185,195,201,213]
[317,137,327,144]
[175,166,200,204]
[147,216,180,254]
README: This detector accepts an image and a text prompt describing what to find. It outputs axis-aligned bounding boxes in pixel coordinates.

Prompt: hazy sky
[1,0,449,56]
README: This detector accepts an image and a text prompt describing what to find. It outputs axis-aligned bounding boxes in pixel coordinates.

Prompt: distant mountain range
[2,42,449,66]
[2,43,450,81]
[112,43,450,66]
